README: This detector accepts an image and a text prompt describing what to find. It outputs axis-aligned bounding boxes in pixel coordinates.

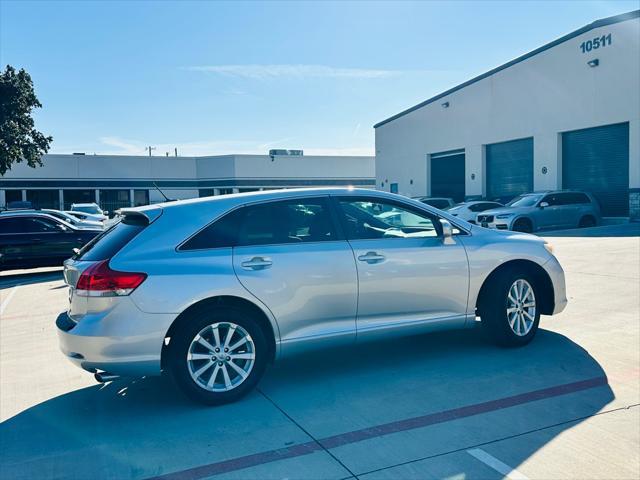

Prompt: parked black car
[0,211,101,270]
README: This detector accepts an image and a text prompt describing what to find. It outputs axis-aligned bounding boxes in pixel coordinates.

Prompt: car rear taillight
[76,260,147,297]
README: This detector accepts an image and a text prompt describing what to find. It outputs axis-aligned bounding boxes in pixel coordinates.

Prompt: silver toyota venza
[57,188,567,404]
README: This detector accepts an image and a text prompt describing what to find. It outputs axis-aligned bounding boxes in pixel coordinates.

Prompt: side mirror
[57,224,68,232]
[439,219,455,245]
[539,202,549,209]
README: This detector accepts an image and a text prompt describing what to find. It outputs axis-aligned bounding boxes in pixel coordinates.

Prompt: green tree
[0,65,52,176]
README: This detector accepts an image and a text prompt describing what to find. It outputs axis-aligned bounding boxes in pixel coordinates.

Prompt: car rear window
[74,216,146,261]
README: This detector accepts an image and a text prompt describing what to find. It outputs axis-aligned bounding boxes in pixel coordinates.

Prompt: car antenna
[152,182,175,202]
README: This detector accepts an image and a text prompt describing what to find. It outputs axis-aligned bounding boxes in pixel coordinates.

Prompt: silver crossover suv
[476,190,601,233]
[57,188,567,404]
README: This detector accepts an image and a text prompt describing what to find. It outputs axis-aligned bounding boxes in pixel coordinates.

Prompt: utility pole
[147,146,156,157]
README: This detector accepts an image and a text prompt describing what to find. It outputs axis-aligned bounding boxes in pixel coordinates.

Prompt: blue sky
[1,0,637,157]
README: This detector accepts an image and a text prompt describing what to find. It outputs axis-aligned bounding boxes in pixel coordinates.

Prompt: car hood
[479,206,532,216]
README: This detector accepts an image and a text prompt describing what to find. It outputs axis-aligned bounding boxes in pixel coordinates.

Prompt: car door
[232,196,358,350]
[26,217,80,262]
[556,192,583,228]
[0,217,36,268]
[335,196,470,339]
[533,194,563,229]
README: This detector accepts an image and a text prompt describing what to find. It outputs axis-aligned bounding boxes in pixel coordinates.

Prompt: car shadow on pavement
[0,328,614,480]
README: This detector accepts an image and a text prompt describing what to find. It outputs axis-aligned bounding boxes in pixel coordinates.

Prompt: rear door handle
[241,257,273,270]
[357,251,385,264]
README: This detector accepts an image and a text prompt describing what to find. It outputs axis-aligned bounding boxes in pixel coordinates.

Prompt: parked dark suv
[0,211,100,270]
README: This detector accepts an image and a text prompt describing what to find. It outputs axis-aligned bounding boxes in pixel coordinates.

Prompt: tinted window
[0,216,60,233]
[180,198,336,250]
[542,194,561,206]
[0,218,30,234]
[75,218,145,261]
[339,199,440,240]
[179,208,244,250]
[28,217,60,232]
[239,199,335,246]
[560,192,590,205]
[423,199,450,209]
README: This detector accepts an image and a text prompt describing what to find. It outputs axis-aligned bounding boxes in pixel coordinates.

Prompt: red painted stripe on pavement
[148,376,607,480]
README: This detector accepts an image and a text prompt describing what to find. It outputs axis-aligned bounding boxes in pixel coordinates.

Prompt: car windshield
[424,199,451,210]
[506,195,542,207]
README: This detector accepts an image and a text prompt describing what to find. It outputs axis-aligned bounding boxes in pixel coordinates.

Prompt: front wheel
[479,269,540,346]
[168,307,268,405]
[512,218,533,233]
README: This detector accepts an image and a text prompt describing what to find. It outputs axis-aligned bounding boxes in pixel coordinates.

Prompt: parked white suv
[57,188,567,404]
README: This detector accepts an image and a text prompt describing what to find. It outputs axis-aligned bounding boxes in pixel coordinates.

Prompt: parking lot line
[467,448,529,479]
[147,376,607,480]
[0,285,20,315]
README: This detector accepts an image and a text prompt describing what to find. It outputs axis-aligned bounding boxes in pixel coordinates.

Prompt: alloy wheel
[506,279,536,336]
[187,322,256,392]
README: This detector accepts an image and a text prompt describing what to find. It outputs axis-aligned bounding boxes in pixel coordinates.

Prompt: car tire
[479,268,541,347]
[167,305,268,405]
[578,215,596,228]
[512,218,533,233]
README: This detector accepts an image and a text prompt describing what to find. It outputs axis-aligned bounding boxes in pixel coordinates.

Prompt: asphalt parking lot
[1,224,639,480]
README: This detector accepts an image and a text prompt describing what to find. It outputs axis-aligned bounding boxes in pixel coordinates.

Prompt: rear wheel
[479,268,540,346]
[512,218,533,233]
[168,306,268,405]
[579,215,596,228]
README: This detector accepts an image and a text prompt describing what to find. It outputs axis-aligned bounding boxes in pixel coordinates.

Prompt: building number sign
[580,33,612,53]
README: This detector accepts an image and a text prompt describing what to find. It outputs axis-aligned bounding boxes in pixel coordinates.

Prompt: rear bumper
[56,305,175,377]
[542,255,568,315]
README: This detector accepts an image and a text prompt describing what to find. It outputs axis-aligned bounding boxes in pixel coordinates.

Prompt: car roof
[121,187,435,217]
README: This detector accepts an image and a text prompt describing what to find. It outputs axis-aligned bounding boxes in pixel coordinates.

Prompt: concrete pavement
[1,225,638,479]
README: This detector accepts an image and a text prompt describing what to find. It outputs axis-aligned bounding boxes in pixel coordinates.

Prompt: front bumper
[477,218,512,230]
[56,304,176,377]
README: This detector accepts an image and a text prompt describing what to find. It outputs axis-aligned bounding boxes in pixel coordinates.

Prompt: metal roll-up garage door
[562,123,629,217]
[486,138,533,203]
[430,150,465,202]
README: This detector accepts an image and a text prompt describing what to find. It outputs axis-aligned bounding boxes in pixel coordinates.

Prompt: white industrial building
[0,152,374,212]
[374,10,639,220]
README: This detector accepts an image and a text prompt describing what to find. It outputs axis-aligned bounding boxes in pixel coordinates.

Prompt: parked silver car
[70,203,108,221]
[57,188,567,404]
[477,191,601,233]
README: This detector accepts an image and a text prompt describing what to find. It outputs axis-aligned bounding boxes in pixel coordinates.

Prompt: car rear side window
[75,217,146,261]
[179,208,244,250]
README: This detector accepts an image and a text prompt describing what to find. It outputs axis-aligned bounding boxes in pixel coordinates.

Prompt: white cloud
[183,64,401,80]
[51,136,374,158]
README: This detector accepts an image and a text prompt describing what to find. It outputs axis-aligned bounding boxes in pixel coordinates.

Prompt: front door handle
[357,251,385,264]
[241,257,273,270]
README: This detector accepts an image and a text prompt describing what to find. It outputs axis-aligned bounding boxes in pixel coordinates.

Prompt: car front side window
[338,198,440,240]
